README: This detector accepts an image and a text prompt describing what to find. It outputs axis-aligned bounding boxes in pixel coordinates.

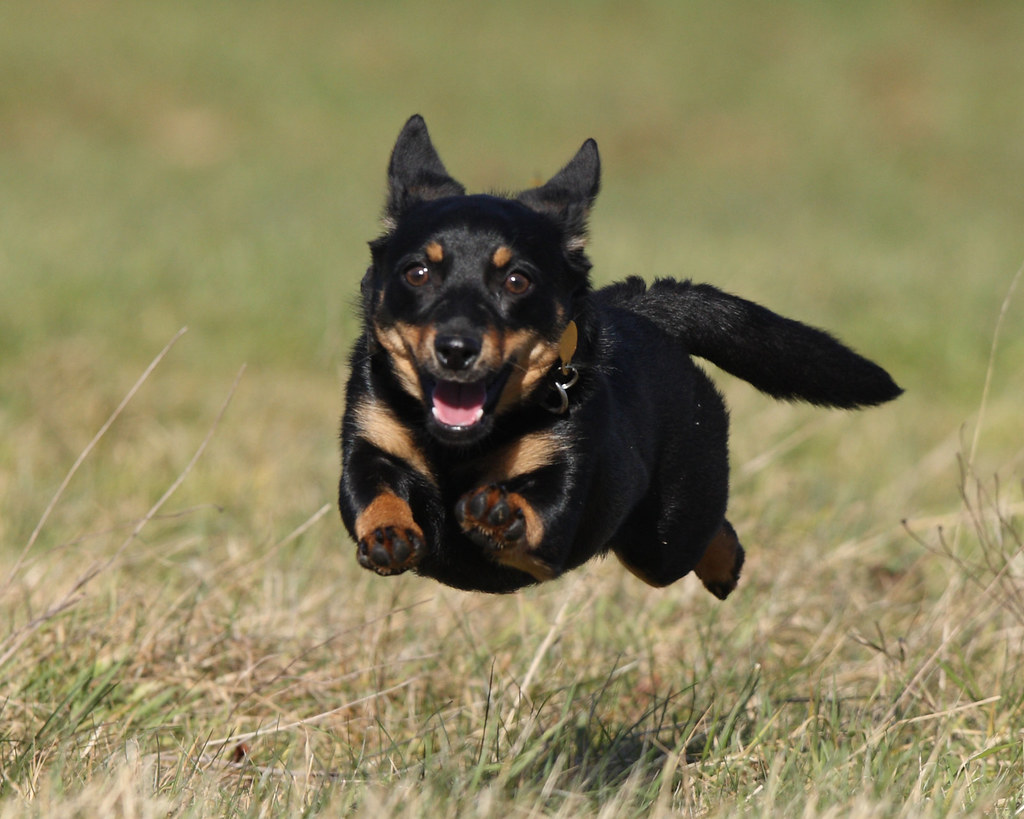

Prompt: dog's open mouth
[432,380,486,427]
[426,368,511,434]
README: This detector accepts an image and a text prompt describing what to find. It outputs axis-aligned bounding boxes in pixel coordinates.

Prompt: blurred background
[2,0,1022,562]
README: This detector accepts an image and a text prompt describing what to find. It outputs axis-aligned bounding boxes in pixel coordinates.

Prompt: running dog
[339,115,902,595]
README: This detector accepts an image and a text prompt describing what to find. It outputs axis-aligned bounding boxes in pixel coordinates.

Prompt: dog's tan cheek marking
[494,329,560,414]
[491,245,512,269]
[373,320,427,401]
[476,327,504,371]
[355,492,421,543]
[425,241,444,263]
[395,321,430,358]
[416,324,439,368]
[520,338,561,393]
[352,398,435,484]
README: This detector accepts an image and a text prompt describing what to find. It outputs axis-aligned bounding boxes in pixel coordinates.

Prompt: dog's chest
[433,427,567,491]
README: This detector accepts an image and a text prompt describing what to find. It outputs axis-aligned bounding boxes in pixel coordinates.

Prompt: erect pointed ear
[517,139,600,250]
[384,115,466,224]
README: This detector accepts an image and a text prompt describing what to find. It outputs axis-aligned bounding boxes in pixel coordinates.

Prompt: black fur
[339,115,902,595]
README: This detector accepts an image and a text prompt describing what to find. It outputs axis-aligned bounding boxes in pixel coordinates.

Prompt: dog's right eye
[403,265,431,287]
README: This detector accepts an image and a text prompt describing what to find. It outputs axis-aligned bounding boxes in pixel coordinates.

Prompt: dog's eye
[503,271,532,296]
[403,265,431,287]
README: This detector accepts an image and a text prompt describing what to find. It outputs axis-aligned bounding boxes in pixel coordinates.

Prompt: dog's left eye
[404,265,431,287]
[503,271,532,296]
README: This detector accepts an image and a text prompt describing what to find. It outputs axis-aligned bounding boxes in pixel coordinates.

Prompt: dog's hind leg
[610,492,727,588]
[610,515,741,597]
[693,519,745,600]
[613,517,744,598]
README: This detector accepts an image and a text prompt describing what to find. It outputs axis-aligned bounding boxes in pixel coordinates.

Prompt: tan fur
[479,430,567,482]
[487,491,552,580]
[351,397,434,484]
[375,306,572,419]
[355,492,420,543]
[694,524,743,596]
[491,548,555,582]
[615,524,743,592]
[506,491,544,547]
[613,553,664,587]
[491,245,513,268]
[373,321,427,401]
[474,327,504,371]
[494,329,561,415]
[424,241,444,263]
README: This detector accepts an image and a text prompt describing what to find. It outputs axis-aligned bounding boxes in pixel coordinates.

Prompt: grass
[2,0,1024,815]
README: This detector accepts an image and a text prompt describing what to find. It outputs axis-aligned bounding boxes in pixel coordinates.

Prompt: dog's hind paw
[357,526,423,576]
[694,520,745,600]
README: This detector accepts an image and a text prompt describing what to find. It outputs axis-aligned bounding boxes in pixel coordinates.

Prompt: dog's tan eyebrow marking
[491,245,513,268]
[425,241,444,263]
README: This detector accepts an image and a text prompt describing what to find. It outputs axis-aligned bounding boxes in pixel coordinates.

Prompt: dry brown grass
[4,1,1024,814]
[1,304,1022,816]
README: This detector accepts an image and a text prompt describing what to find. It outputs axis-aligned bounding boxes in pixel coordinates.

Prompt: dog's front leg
[353,490,425,576]
[340,436,440,577]
[455,482,556,581]
[455,433,582,582]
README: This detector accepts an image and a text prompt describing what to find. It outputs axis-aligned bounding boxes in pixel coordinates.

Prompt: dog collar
[546,321,579,415]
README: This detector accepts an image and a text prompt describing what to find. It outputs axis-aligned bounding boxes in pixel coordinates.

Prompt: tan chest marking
[478,430,567,483]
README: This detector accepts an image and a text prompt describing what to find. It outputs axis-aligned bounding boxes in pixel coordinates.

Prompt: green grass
[2,1,1024,815]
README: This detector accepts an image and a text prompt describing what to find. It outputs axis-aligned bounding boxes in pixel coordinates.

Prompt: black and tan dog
[339,115,901,596]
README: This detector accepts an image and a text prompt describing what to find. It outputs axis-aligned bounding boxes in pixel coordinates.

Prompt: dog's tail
[599,276,902,408]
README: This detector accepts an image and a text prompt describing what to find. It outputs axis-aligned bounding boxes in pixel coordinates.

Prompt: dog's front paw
[456,485,527,549]
[357,525,423,576]
[456,485,554,582]
[354,493,425,576]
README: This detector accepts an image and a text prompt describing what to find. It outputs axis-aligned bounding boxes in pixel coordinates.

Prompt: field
[2,1,1023,815]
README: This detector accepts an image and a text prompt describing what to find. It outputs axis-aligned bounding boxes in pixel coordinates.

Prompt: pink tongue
[432,381,487,427]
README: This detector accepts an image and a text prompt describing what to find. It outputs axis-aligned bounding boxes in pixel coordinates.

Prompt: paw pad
[357,526,422,575]
[456,485,529,550]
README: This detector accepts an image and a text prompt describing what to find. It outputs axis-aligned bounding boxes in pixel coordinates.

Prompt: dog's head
[362,115,600,445]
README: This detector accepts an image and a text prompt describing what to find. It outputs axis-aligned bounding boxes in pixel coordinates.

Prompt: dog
[338,115,902,596]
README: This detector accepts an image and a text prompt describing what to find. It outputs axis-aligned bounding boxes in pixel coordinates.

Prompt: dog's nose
[435,334,481,371]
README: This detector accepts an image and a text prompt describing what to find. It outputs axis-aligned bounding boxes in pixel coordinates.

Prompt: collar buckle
[546,364,579,415]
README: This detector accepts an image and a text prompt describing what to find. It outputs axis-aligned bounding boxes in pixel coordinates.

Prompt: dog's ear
[384,115,466,225]
[517,139,600,250]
